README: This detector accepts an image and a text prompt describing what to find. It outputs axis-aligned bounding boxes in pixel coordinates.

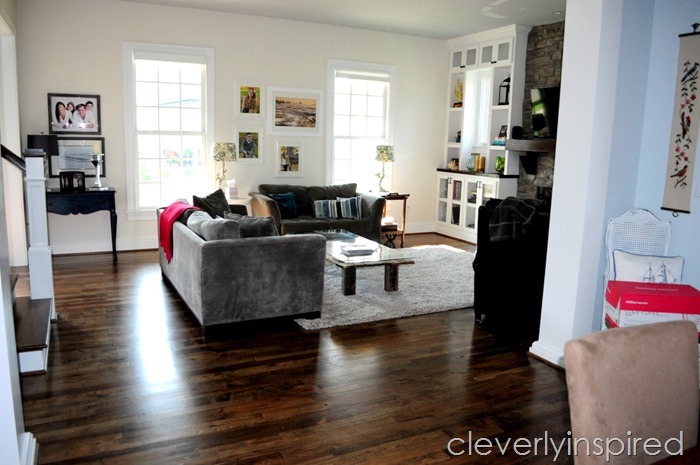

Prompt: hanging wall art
[662,24,700,214]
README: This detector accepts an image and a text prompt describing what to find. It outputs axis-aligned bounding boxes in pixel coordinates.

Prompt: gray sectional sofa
[158,205,326,330]
[250,183,385,242]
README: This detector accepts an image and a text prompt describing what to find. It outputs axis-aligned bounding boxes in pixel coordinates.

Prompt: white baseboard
[49,236,157,255]
[528,340,565,368]
[19,432,38,465]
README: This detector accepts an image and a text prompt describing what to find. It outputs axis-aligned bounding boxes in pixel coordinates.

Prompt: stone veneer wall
[517,21,565,198]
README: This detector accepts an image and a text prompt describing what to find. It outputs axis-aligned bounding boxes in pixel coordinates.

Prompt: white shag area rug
[295,244,475,330]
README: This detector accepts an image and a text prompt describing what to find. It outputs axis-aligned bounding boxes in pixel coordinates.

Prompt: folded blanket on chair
[160,201,201,262]
[489,197,544,242]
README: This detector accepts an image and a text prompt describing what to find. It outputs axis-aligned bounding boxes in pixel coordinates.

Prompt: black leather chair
[472,197,550,342]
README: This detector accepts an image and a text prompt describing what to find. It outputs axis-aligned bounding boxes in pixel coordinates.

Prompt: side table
[45,188,117,258]
[381,193,409,248]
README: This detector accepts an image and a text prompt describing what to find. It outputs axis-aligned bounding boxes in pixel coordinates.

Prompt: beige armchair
[564,321,699,464]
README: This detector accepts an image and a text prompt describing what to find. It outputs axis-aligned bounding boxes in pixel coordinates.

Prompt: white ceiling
[117,0,566,40]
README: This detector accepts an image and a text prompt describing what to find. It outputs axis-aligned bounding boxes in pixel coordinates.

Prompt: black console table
[45,188,117,258]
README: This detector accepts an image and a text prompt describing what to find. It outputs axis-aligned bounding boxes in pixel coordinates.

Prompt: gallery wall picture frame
[47,93,101,135]
[268,87,323,137]
[275,139,303,177]
[236,127,264,164]
[49,137,105,178]
[235,80,265,119]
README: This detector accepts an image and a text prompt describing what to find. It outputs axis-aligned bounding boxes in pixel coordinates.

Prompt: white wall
[531,0,700,367]
[634,0,700,285]
[16,0,447,253]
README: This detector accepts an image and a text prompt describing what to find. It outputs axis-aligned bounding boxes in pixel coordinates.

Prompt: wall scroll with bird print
[663,24,700,214]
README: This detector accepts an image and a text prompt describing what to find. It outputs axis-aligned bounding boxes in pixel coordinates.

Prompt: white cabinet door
[479,38,512,66]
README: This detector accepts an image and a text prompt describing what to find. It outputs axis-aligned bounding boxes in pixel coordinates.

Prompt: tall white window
[327,61,395,191]
[124,43,214,218]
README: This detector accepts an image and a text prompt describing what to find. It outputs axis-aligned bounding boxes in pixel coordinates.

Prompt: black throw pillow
[224,212,279,238]
[193,189,231,218]
[268,192,297,219]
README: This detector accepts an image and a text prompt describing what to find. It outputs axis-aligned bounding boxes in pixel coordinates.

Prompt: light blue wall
[634,0,700,286]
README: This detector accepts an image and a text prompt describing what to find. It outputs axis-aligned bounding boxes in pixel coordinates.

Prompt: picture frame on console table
[47,93,101,135]
[275,139,303,177]
[49,136,105,178]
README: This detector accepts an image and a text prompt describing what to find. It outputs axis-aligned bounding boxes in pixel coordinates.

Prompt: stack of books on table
[340,244,376,256]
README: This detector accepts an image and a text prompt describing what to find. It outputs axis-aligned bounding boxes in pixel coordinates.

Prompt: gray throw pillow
[187,211,240,240]
[224,212,279,237]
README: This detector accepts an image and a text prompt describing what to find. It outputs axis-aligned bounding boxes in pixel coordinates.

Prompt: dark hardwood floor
[18,233,571,464]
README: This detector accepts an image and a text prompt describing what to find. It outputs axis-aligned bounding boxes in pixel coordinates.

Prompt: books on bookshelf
[340,245,376,256]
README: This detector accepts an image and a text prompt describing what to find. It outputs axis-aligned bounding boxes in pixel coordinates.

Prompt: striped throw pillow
[314,199,338,218]
[337,196,361,219]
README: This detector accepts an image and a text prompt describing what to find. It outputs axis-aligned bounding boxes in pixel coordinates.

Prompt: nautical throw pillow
[337,196,362,219]
[612,249,684,284]
[314,199,339,219]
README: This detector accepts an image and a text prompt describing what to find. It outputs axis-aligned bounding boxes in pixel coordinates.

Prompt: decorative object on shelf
[213,142,236,189]
[498,76,511,105]
[471,153,485,173]
[493,124,508,146]
[662,24,700,215]
[447,158,459,171]
[375,145,395,192]
[90,154,106,190]
[495,156,505,174]
[59,171,85,193]
[452,78,463,107]
[456,130,461,142]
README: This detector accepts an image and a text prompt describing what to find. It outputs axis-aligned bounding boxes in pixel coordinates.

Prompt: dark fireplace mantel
[505,138,556,174]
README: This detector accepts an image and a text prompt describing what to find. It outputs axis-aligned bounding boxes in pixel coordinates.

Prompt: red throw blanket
[160,201,201,263]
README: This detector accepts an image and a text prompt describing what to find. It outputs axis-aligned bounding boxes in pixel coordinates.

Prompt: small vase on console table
[90,153,107,190]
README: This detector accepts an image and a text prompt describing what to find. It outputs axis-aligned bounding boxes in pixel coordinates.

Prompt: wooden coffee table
[313,229,415,296]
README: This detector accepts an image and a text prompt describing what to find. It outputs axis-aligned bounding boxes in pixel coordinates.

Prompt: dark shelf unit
[505,138,556,175]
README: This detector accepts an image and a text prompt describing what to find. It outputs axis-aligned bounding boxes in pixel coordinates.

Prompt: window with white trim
[123,43,214,218]
[328,61,395,191]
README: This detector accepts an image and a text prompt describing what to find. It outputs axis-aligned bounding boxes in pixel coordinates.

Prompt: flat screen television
[531,86,560,138]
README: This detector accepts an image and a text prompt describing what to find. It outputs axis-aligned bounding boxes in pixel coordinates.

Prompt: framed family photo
[236,127,263,164]
[275,140,303,177]
[235,80,264,119]
[47,93,101,135]
[268,87,322,137]
[49,137,105,178]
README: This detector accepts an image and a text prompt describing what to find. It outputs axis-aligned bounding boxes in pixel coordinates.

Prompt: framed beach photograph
[235,80,264,119]
[236,127,263,164]
[275,140,303,177]
[48,93,101,135]
[268,87,322,136]
[49,137,105,178]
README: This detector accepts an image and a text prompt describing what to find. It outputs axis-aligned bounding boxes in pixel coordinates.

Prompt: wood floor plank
[17,234,572,464]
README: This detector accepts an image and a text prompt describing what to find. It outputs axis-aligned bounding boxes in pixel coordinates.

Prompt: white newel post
[24,153,56,320]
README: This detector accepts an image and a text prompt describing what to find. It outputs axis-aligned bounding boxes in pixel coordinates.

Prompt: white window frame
[123,42,215,220]
[325,60,397,186]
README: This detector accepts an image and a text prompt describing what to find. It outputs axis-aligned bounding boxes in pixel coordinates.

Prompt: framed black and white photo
[268,87,322,136]
[49,137,105,178]
[236,127,263,164]
[275,140,303,177]
[48,93,101,134]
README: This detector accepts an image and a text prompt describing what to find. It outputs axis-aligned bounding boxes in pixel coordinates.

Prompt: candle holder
[91,154,106,190]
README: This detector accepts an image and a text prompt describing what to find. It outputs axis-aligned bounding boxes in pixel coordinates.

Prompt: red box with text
[605,281,700,334]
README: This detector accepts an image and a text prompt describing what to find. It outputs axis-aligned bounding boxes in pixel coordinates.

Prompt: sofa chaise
[250,183,385,242]
[158,198,326,330]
